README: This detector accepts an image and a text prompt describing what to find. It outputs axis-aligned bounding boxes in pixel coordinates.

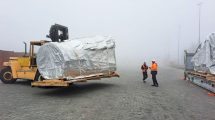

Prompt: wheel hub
[3,72,12,80]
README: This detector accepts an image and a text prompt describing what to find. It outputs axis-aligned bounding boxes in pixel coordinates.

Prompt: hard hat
[152,59,156,62]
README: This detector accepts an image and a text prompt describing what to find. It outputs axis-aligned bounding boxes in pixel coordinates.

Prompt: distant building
[0,50,25,69]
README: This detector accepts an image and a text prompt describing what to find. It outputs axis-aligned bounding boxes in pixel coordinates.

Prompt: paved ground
[0,67,214,120]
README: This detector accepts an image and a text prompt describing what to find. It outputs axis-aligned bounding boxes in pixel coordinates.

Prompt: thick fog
[1,0,215,68]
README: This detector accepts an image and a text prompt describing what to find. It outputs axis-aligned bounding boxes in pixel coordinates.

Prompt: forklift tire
[34,70,44,81]
[0,67,16,84]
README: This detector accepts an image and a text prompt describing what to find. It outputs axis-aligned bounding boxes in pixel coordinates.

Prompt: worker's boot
[155,83,159,87]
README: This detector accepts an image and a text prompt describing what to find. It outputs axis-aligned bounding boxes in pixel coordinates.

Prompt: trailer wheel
[0,67,16,84]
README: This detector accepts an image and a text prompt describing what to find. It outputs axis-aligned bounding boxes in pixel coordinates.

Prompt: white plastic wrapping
[191,33,215,74]
[36,35,117,79]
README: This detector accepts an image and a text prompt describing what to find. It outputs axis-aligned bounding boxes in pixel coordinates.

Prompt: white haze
[0,0,215,69]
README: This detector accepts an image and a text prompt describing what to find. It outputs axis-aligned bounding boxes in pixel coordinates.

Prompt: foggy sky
[1,0,215,68]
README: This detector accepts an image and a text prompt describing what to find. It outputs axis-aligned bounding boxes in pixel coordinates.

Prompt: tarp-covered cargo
[36,35,117,79]
[191,33,215,74]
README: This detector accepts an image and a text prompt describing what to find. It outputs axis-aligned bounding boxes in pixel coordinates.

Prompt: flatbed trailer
[184,71,215,93]
[184,51,215,93]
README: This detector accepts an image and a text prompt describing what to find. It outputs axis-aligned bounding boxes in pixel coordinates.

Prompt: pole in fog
[197,2,202,45]
[178,25,181,65]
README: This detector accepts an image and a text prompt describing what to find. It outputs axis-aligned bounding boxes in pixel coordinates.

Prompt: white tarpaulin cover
[191,33,215,74]
[36,35,117,79]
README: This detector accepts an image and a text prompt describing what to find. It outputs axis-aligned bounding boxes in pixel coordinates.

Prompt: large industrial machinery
[0,24,119,87]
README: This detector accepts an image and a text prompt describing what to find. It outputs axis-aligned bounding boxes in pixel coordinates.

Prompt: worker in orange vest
[149,60,159,87]
[141,62,148,83]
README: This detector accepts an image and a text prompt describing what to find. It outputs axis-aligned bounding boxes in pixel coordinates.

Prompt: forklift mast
[47,24,69,42]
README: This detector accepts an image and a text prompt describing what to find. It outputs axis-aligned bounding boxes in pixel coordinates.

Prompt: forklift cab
[29,40,49,67]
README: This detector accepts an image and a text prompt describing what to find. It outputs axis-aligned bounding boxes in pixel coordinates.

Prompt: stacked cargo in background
[184,33,215,93]
[0,50,24,69]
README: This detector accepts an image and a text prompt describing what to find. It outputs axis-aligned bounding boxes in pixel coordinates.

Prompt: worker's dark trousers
[151,71,158,86]
[143,72,148,80]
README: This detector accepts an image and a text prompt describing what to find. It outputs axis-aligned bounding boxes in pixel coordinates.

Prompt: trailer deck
[185,71,215,93]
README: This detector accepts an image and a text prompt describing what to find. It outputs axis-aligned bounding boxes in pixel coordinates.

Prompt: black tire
[34,70,44,81]
[0,67,16,84]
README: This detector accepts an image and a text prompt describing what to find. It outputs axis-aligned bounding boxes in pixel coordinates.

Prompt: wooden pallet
[31,72,120,87]
[206,75,215,82]
[188,71,215,82]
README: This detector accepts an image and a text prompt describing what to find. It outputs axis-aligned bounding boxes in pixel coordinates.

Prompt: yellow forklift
[0,40,48,83]
[0,24,119,87]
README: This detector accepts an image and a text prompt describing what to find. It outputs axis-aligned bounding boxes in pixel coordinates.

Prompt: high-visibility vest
[150,63,158,71]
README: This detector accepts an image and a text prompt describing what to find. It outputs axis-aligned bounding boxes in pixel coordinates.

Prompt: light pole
[197,2,202,45]
[178,25,181,65]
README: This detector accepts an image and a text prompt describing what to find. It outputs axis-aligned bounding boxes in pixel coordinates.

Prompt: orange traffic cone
[207,92,215,96]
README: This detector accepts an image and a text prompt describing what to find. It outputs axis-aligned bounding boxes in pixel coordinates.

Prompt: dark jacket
[141,65,148,73]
